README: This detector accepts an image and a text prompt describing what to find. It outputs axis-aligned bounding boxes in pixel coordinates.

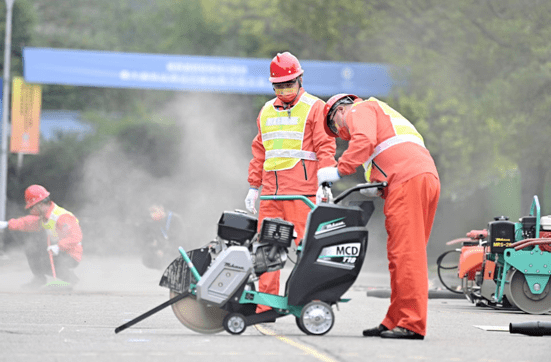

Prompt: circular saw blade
[170,291,228,334]
[507,270,551,315]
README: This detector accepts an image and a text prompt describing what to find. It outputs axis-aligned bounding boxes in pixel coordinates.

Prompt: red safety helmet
[149,205,166,221]
[323,93,358,138]
[269,52,304,83]
[24,185,50,209]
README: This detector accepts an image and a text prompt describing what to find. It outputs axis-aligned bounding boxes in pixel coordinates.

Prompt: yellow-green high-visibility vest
[362,97,426,182]
[260,93,319,171]
[41,204,79,244]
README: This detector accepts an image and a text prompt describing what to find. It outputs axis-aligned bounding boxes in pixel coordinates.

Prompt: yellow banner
[10,77,42,154]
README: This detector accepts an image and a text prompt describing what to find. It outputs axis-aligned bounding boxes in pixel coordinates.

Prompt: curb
[366,288,466,300]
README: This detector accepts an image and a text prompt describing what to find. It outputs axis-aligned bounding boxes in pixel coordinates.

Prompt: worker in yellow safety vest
[0,185,82,289]
[245,52,337,313]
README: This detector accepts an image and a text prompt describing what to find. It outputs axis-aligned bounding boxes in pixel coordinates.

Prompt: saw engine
[196,215,294,307]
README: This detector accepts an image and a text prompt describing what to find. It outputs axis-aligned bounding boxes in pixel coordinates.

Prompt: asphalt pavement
[1,249,550,362]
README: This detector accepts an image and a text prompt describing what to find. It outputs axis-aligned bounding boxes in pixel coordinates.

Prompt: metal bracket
[504,246,551,294]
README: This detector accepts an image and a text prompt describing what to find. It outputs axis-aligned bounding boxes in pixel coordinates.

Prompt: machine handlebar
[259,181,388,209]
[333,182,388,204]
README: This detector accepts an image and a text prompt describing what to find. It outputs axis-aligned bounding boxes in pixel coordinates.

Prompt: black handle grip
[333,181,388,204]
[509,321,551,336]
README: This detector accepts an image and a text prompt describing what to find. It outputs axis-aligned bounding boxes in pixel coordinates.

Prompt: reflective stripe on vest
[41,204,79,244]
[362,97,426,182]
[265,149,317,161]
[260,93,318,171]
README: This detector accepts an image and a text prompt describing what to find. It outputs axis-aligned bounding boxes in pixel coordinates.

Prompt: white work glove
[316,185,333,205]
[47,244,60,256]
[360,187,383,198]
[317,167,341,186]
[244,188,259,214]
[0,220,8,230]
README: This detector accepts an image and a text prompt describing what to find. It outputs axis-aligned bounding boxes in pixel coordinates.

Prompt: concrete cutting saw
[115,182,386,335]
[437,195,551,314]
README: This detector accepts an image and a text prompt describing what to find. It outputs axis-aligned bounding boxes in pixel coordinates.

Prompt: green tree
[373,0,551,210]
[0,0,34,77]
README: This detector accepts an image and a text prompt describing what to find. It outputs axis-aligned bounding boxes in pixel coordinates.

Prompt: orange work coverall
[8,202,83,262]
[248,88,336,312]
[337,98,440,336]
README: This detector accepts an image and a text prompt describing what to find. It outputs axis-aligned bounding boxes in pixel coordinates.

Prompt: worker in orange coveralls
[0,185,82,289]
[317,94,440,340]
[245,52,337,313]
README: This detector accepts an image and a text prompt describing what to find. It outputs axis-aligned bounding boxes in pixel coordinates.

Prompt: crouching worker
[0,185,82,289]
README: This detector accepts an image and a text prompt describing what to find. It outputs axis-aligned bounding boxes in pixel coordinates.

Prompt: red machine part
[511,234,551,252]
[483,260,496,280]
[466,229,488,240]
[446,229,488,246]
[458,245,484,280]
[540,231,551,252]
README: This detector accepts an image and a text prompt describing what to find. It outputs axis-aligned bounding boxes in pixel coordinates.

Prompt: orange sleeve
[56,214,83,252]
[310,100,337,168]
[337,103,378,176]
[7,215,42,232]
[247,110,265,189]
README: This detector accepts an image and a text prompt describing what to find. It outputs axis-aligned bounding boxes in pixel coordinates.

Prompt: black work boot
[380,326,425,340]
[362,324,388,337]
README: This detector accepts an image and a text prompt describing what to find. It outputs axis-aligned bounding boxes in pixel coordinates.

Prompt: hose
[436,249,463,294]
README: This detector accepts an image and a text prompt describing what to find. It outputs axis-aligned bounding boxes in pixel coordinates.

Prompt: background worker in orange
[245,52,336,312]
[317,94,440,340]
[0,185,82,289]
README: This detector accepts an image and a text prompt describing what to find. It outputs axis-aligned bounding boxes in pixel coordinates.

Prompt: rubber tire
[299,301,334,336]
[223,313,247,335]
[295,316,308,334]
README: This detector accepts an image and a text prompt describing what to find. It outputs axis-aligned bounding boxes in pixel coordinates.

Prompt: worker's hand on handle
[316,185,333,205]
[244,188,259,214]
[360,187,383,198]
[47,244,60,256]
[317,167,341,186]
[0,220,8,230]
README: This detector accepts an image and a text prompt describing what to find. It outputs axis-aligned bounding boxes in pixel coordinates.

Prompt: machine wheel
[299,301,334,336]
[223,313,247,335]
[506,270,551,315]
[502,269,518,309]
[436,250,463,294]
[169,290,228,334]
[295,316,307,334]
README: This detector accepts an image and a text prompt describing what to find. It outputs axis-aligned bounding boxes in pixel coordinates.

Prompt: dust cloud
[58,92,256,291]
[1,91,395,293]
[0,92,259,293]
[77,93,256,250]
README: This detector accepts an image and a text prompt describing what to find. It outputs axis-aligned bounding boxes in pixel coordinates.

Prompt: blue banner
[23,47,393,97]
